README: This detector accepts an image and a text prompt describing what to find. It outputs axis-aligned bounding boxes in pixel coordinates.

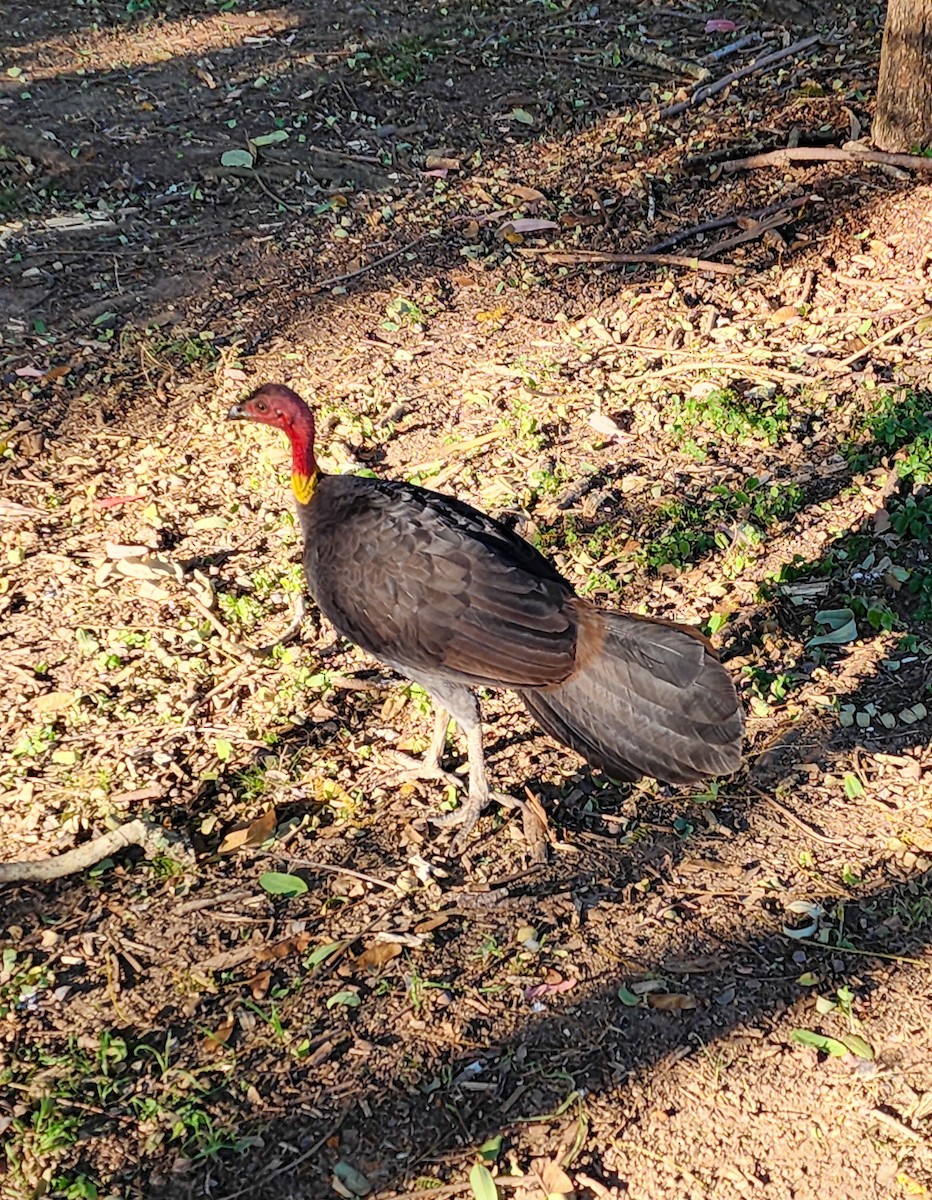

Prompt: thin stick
[790,938,930,969]
[525,248,738,275]
[178,661,253,731]
[215,1115,349,1200]
[721,145,932,174]
[643,194,813,254]
[815,314,924,376]
[612,358,812,385]
[254,592,307,657]
[406,430,500,472]
[177,888,256,915]
[286,856,405,895]
[660,34,824,119]
[309,232,432,293]
[0,819,171,885]
[701,210,796,257]
[182,587,256,660]
[749,786,837,845]
[706,33,762,62]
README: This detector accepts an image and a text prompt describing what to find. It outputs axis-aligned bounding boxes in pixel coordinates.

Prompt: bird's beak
[226,403,245,421]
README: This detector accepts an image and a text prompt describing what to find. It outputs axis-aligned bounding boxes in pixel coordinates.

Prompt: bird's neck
[288,414,318,506]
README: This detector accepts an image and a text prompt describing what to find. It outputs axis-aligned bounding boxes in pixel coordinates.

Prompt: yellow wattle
[291,470,318,505]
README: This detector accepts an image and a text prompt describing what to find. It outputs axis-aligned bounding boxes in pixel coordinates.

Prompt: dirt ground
[2,1,932,1198]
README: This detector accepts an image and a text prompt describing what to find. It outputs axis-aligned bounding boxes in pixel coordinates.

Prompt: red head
[228,383,318,503]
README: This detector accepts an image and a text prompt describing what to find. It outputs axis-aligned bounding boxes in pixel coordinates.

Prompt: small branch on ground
[202,164,302,211]
[706,33,762,62]
[701,210,797,257]
[660,34,824,119]
[625,41,710,81]
[0,818,176,885]
[643,194,815,255]
[285,856,406,896]
[176,661,254,733]
[815,314,925,377]
[308,232,433,293]
[750,786,837,845]
[720,146,932,174]
[522,249,738,275]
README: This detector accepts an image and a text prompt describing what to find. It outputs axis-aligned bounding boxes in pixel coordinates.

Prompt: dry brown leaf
[414,913,451,935]
[136,581,171,602]
[203,1018,235,1052]
[648,993,698,1011]
[247,970,271,1001]
[218,807,277,854]
[105,542,150,559]
[425,153,461,171]
[354,942,403,971]
[498,217,559,237]
[257,932,312,962]
[216,826,251,855]
[507,184,547,202]
[539,1158,574,1195]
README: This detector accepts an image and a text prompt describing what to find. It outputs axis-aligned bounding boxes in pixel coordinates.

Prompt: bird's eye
[255,400,267,413]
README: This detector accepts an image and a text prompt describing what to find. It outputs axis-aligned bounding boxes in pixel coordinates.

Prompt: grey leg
[389,706,464,792]
[430,722,496,849]
[424,706,452,773]
[393,680,538,856]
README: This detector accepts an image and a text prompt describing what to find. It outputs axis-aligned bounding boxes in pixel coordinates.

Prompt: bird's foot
[433,789,547,860]
[434,791,486,856]
[388,751,466,794]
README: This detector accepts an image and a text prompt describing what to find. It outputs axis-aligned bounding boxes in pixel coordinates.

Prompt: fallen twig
[406,430,500,473]
[202,164,302,212]
[625,41,710,81]
[176,661,254,733]
[706,33,762,62]
[309,232,432,293]
[791,938,930,968]
[523,248,738,275]
[750,786,837,845]
[643,194,814,254]
[814,314,925,377]
[286,855,406,895]
[0,818,174,885]
[660,33,824,119]
[701,209,796,257]
[720,145,932,174]
[868,1108,923,1141]
[610,358,812,385]
[176,888,256,915]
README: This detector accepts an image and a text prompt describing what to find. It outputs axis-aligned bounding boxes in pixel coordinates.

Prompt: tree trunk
[873,0,932,152]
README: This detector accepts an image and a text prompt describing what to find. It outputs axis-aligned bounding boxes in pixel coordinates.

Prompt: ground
[2,1,932,1198]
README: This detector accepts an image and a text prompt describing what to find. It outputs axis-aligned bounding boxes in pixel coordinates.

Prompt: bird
[227,383,744,853]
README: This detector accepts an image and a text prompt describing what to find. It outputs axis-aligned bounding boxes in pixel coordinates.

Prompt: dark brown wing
[300,475,578,687]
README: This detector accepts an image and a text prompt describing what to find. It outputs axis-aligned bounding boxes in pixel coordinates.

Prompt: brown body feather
[298,471,743,787]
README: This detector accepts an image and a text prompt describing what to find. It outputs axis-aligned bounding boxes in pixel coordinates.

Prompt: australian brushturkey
[228,384,744,852]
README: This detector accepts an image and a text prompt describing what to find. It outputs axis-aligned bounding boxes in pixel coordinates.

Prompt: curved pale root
[0,818,175,886]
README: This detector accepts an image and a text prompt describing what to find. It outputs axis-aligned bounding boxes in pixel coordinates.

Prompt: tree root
[0,818,176,885]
